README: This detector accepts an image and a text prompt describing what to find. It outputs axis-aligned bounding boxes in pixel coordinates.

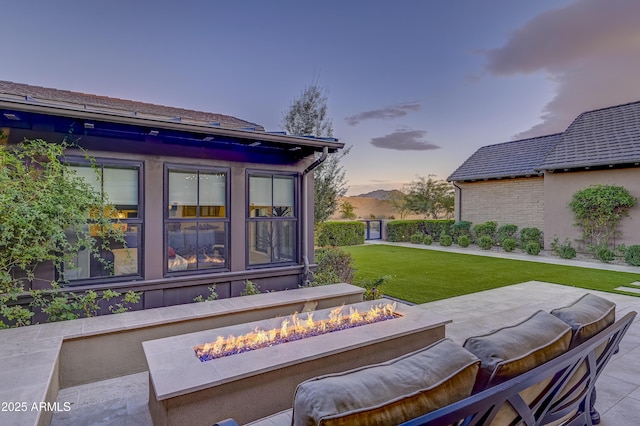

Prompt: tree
[282,84,349,224]
[569,184,637,248]
[404,175,454,219]
[339,201,357,220]
[386,190,412,219]
[0,138,127,327]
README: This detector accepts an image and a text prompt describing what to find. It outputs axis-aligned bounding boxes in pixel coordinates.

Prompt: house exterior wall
[543,168,640,250]
[454,177,545,232]
[7,126,317,313]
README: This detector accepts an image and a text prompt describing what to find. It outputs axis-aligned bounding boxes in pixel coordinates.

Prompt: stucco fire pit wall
[143,300,450,426]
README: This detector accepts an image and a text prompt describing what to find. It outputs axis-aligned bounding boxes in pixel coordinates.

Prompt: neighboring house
[0,81,343,310]
[449,100,640,249]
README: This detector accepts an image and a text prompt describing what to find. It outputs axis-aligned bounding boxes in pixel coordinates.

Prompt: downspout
[452,181,462,222]
[301,146,329,286]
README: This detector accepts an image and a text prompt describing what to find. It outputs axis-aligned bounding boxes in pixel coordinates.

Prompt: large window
[248,173,297,266]
[165,167,229,273]
[64,161,142,281]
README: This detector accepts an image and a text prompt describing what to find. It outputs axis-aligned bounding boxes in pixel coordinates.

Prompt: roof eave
[0,98,344,152]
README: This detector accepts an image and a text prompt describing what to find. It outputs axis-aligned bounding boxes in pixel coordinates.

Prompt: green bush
[313,247,354,285]
[596,246,615,263]
[625,245,640,266]
[439,234,453,246]
[457,235,470,247]
[497,224,518,243]
[520,227,543,246]
[551,237,577,259]
[477,235,493,250]
[502,238,517,252]
[386,220,454,242]
[473,221,497,240]
[449,221,472,242]
[423,235,433,245]
[241,280,261,296]
[356,275,391,300]
[410,232,425,244]
[525,241,541,255]
[316,221,365,246]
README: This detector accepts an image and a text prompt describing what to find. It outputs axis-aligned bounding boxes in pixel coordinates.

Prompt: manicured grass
[343,245,640,304]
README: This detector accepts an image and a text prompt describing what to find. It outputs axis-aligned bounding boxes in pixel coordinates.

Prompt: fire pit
[193,302,399,361]
[144,299,450,426]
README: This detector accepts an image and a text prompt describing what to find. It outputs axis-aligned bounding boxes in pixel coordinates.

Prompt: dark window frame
[62,157,144,285]
[246,171,299,268]
[164,164,231,276]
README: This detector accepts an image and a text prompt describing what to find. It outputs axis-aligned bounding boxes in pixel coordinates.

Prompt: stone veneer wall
[454,177,545,232]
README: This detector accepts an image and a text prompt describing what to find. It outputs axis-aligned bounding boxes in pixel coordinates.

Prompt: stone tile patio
[50,281,640,425]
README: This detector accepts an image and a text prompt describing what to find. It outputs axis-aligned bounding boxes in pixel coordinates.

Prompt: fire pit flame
[194,302,399,362]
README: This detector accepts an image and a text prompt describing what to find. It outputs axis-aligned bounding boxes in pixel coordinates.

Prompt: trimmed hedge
[387,220,455,242]
[316,221,365,246]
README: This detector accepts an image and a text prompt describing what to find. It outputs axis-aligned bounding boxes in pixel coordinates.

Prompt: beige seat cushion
[463,310,572,391]
[291,338,479,426]
[551,293,615,346]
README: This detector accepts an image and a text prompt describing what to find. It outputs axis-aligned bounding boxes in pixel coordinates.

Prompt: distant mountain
[354,189,404,200]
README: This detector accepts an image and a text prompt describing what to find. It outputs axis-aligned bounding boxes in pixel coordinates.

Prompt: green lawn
[343,245,640,304]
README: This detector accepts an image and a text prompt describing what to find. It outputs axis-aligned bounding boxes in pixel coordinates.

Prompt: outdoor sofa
[213,293,636,425]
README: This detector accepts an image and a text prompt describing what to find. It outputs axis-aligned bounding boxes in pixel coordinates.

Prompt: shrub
[473,221,497,240]
[525,241,541,255]
[439,234,453,246]
[595,246,615,263]
[241,280,261,296]
[497,224,518,243]
[520,228,543,246]
[551,237,577,259]
[625,245,640,266]
[386,220,454,242]
[193,285,218,302]
[449,221,472,242]
[502,238,517,252]
[570,184,637,248]
[313,247,354,285]
[316,221,365,246]
[410,232,425,244]
[477,235,493,250]
[356,275,391,300]
[457,235,470,247]
[423,235,433,245]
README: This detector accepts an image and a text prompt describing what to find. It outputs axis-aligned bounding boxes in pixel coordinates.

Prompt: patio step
[613,282,640,294]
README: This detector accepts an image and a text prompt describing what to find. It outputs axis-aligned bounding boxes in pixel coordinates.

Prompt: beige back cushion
[463,310,572,391]
[291,338,480,426]
[551,293,615,346]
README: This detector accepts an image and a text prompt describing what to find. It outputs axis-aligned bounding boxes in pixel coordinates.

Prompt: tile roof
[0,80,264,130]
[448,133,561,181]
[538,100,640,170]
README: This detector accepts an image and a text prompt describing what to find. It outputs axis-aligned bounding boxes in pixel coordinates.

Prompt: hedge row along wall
[387,220,455,242]
[316,221,366,246]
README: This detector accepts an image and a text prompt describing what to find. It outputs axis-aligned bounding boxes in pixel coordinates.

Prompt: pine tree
[283,84,349,224]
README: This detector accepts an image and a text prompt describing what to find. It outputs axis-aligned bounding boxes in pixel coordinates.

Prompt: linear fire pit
[143,299,450,426]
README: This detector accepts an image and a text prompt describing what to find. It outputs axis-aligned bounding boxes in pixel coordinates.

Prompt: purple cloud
[484,0,640,138]
[346,102,421,126]
[370,129,440,151]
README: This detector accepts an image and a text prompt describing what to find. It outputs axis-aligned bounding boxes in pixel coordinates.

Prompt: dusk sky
[4,0,640,195]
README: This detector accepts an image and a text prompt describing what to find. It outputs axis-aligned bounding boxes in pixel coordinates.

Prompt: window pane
[272,221,296,262]
[68,165,101,194]
[64,224,140,280]
[104,167,138,217]
[199,172,226,217]
[166,222,227,272]
[169,171,197,217]
[273,176,294,217]
[248,222,271,265]
[249,175,272,217]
